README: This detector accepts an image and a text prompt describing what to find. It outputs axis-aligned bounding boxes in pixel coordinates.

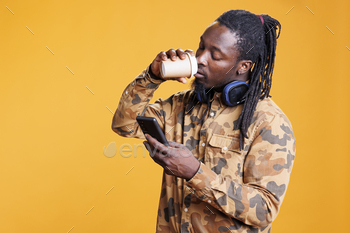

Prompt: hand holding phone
[136,116,169,147]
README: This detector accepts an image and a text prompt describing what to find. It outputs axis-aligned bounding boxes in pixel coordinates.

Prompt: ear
[237,60,253,74]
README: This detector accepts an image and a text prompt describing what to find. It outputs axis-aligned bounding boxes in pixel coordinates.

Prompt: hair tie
[258,15,264,25]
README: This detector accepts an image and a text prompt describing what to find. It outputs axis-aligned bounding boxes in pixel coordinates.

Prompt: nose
[196,50,208,66]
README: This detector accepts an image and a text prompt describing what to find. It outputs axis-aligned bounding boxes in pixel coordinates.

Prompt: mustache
[197,66,207,79]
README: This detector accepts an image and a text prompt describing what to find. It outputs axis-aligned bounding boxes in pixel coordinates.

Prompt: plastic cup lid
[186,52,198,77]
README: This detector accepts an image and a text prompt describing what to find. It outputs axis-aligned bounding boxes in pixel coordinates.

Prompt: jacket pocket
[208,133,241,153]
[206,133,243,177]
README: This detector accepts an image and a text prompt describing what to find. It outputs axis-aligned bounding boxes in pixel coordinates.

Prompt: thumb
[177,77,187,84]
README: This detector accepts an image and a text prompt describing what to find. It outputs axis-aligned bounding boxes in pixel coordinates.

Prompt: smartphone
[136,116,169,147]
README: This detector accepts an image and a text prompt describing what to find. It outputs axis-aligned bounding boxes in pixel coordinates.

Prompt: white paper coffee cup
[160,52,198,78]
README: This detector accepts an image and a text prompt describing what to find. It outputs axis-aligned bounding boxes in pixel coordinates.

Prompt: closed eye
[211,52,222,61]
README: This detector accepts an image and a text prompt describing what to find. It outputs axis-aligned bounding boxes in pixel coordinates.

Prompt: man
[112,9,295,233]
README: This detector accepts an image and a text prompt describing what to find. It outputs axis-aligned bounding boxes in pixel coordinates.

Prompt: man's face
[194,21,246,90]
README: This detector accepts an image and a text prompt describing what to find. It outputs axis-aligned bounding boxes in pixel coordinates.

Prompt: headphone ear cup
[196,90,208,103]
[222,81,250,107]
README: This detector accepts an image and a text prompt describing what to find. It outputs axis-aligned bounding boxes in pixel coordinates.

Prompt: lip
[194,73,205,79]
[194,70,206,79]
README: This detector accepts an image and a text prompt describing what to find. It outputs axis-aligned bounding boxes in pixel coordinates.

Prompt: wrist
[186,160,201,181]
[148,64,164,81]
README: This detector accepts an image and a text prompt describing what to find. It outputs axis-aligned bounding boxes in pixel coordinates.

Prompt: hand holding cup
[150,48,197,84]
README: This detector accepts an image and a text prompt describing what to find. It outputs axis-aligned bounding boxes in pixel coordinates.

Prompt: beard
[191,79,213,103]
[186,78,213,122]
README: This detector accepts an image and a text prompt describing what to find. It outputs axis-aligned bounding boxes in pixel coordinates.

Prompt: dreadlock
[216,10,281,150]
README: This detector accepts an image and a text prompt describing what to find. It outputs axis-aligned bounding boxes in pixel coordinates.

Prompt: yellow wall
[1,0,349,232]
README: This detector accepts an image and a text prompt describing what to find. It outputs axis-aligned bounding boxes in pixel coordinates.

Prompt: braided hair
[216,10,281,150]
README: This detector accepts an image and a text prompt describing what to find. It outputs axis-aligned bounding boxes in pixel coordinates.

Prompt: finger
[166,49,177,61]
[143,141,149,150]
[145,134,169,152]
[168,141,184,148]
[177,77,187,84]
[176,48,187,60]
[143,141,155,153]
[157,148,171,158]
[168,77,187,84]
[144,141,165,162]
[149,151,167,168]
[184,49,195,57]
[154,51,168,62]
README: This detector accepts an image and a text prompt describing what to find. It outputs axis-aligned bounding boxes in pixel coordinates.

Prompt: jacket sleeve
[111,65,172,139]
[186,112,296,227]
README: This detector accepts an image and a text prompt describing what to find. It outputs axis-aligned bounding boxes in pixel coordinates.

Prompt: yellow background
[1,0,349,232]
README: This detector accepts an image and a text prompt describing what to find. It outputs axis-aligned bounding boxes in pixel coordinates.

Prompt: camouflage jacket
[112,66,296,233]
